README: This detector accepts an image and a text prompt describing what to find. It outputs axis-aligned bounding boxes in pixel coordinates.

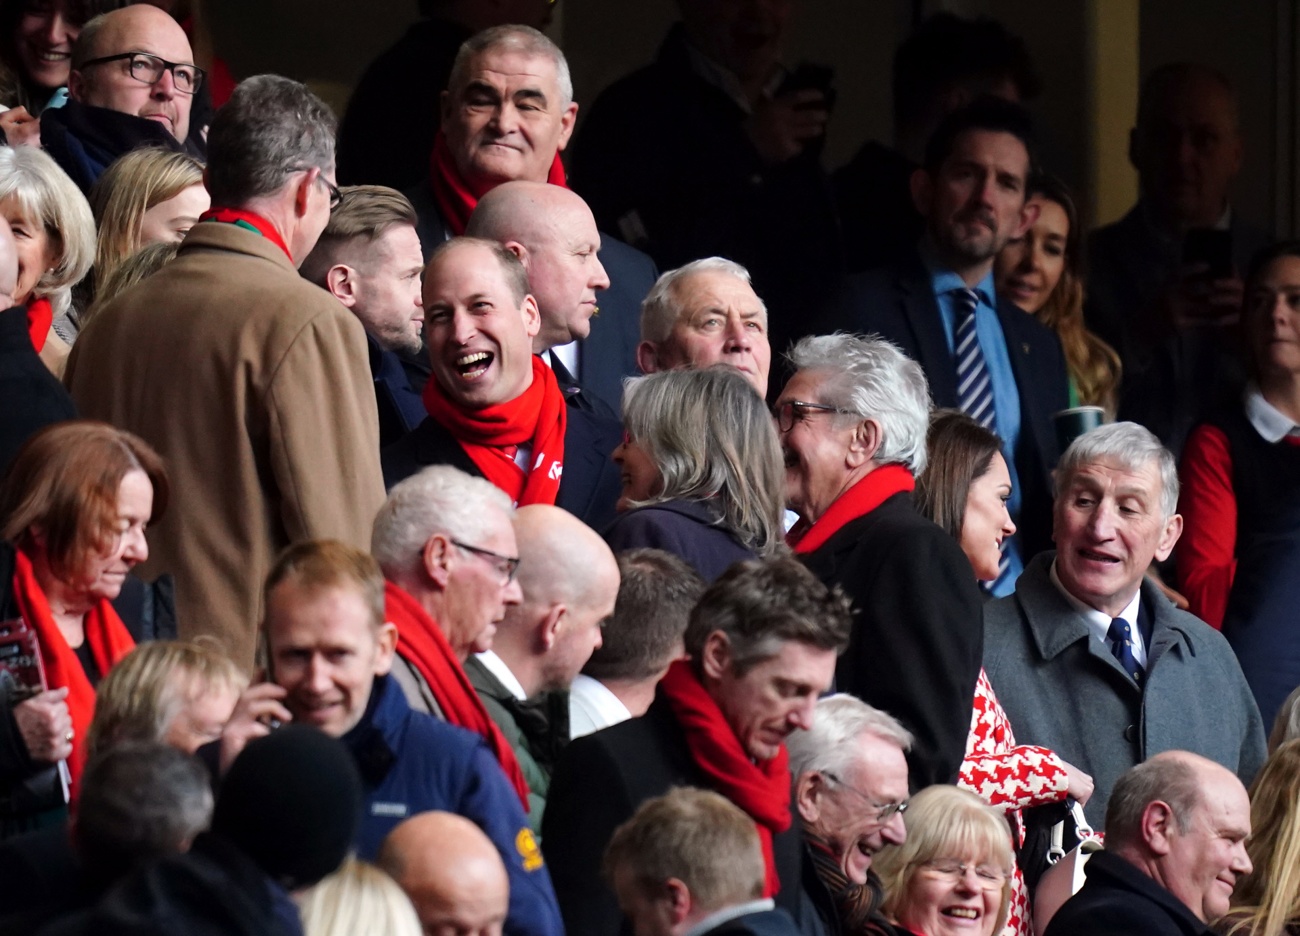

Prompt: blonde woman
[1221,740,1300,936]
[298,856,423,936]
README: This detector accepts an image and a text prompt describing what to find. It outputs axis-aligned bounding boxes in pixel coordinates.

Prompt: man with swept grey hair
[984,422,1265,825]
[67,75,384,671]
[787,695,912,936]
[636,257,772,397]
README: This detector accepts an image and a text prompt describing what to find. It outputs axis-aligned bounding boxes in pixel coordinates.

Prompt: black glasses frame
[773,400,853,433]
[79,51,206,95]
[451,539,521,585]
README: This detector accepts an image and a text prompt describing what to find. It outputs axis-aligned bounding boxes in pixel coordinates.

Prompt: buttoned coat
[983,553,1266,826]
[65,222,386,670]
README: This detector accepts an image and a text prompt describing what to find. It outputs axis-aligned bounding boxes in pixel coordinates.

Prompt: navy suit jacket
[822,253,1069,560]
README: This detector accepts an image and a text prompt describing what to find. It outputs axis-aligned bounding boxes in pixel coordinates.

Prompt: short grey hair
[0,146,95,318]
[371,466,513,584]
[1056,421,1179,521]
[786,694,913,781]
[1105,756,1200,846]
[205,75,337,206]
[448,25,573,107]
[786,333,932,475]
[639,257,763,345]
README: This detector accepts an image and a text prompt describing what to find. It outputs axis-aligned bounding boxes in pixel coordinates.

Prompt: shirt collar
[919,239,996,307]
[1244,385,1300,443]
[473,650,528,701]
[684,900,777,936]
[1049,558,1142,642]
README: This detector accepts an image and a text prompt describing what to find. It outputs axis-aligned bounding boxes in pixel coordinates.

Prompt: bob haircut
[87,148,204,294]
[0,145,95,316]
[621,365,786,555]
[873,785,1014,936]
[914,410,1004,540]
[86,639,247,757]
[0,421,168,585]
[1222,740,1300,936]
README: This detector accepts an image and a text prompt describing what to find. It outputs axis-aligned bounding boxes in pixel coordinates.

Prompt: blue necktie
[954,288,996,431]
[1108,617,1144,684]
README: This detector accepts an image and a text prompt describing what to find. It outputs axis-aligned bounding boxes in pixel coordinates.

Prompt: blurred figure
[465,504,619,830]
[786,695,912,936]
[0,144,95,375]
[870,785,1015,936]
[636,258,771,398]
[82,238,176,311]
[777,333,983,789]
[298,856,423,936]
[604,787,801,936]
[0,421,168,832]
[1268,686,1300,754]
[569,549,703,738]
[606,366,786,580]
[1045,752,1251,936]
[1087,63,1270,455]
[1221,740,1300,936]
[379,811,511,936]
[994,175,1121,416]
[835,12,1040,271]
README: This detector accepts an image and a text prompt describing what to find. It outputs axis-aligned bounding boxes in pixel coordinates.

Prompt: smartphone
[1182,229,1234,280]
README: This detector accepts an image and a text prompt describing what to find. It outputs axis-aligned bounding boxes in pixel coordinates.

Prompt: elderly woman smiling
[778,333,984,790]
[871,785,1015,936]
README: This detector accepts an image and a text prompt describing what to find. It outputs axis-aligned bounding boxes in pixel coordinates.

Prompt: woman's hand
[14,687,72,763]
[1061,758,1094,805]
[217,682,292,774]
[0,107,41,149]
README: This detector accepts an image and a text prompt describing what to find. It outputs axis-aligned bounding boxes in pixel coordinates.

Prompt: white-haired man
[786,695,911,935]
[984,422,1265,826]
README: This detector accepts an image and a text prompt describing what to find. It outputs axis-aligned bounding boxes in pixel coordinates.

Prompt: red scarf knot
[787,465,916,555]
[199,207,294,262]
[428,130,569,236]
[422,355,567,507]
[382,580,531,809]
[658,659,792,897]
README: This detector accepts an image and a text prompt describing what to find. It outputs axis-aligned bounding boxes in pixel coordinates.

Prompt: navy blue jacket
[603,498,756,581]
[368,332,426,448]
[1044,850,1212,936]
[344,675,563,936]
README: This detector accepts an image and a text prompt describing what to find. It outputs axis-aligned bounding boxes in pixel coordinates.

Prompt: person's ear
[845,418,882,469]
[67,69,86,101]
[557,101,579,152]
[539,604,566,651]
[698,630,732,683]
[423,533,454,588]
[1142,799,1177,856]
[503,240,528,266]
[521,293,541,339]
[910,167,933,217]
[440,88,453,126]
[292,169,316,219]
[795,771,827,825]
[1012,196,1041,240]
[373,621,399,675]
[665,878,692,926]
[1155,513,1184,563]
[636,340,661,375]
[325,264,357,306]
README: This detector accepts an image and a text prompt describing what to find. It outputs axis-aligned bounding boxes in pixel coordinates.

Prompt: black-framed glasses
[285,165,342,208]
[451,539,521,585]
[823,771,909,822]
[919,859,1008,890]
[773,400,854,433]
[79,51,205,95]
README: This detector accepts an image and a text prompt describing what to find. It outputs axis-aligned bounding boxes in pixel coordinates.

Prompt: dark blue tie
[954,288,996,431]
[1108,617,1144,684]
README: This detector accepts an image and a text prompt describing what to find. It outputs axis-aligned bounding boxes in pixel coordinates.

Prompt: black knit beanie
[211,725,364,891]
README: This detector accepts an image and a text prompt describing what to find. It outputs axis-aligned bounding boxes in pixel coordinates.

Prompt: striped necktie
[1107,617,1144,684]
[954,288,996,431]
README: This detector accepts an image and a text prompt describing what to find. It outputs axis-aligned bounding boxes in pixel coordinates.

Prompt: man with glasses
[215,539,565,936]
[41,4,204,193]
[786,695,912,936]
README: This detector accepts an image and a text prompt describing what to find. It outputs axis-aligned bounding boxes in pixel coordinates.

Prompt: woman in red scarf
[0,420,168,835]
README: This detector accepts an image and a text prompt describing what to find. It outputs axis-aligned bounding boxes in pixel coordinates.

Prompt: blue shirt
[925,256,1024,595]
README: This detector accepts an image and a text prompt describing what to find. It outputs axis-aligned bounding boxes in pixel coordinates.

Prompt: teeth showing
[944,909,979,919]
[456,351,492,377]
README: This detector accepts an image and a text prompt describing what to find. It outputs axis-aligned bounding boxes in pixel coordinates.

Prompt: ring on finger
[64,730,74,742]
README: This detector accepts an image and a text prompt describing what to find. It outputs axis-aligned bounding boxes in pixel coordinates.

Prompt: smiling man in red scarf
[381,237,620,526]
[543,556,852,936]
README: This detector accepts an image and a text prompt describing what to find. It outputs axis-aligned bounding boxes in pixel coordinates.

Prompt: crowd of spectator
[1,2,1299,936]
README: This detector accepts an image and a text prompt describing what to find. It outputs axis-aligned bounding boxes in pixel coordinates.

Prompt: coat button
[1124,725,1138,743]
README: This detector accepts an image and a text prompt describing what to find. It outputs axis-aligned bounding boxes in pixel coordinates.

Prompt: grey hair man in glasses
[41,4,205,192]
[787,694,913,935]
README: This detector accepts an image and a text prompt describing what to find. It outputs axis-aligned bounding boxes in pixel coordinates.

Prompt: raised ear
[1155,513,1184,563]
[1141,799,1177,856]
[67,69,86,101]
[845,418,883,469]
[373,621,399,675]
[557,101,579,152]
[292,168,316,219]
[665,878,692,926]
[795,770,826,825]
[325,264,358,306]
[521,293,542,339]
[698,630,732,683]
[503,240,528,265]
[422,533,454,589]
[636,340,660,375]
[539,603,566,652]
[1011,197,1041,241]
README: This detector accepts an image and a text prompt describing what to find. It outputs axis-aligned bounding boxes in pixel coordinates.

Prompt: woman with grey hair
[779,332,984,790]
[605,364,785,580]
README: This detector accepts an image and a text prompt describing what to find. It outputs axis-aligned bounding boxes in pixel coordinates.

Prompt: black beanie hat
[212,725,364,891]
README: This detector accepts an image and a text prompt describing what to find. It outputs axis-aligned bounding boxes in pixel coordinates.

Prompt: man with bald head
[466,504,620,830]
[382,237,622,531]
[1045,751,1252,936]
[0,214,77,474]
[41,4,205,193]
[636,258,772,397]
[380,811,512,936]
[467,182,613,414]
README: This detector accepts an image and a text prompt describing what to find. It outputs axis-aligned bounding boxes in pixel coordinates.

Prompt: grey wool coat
[983,553,1266,826]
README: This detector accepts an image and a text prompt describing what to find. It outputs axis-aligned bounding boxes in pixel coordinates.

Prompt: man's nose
[151,66,177,99]
[592,257,610,291]
[724,316,751,349]
[502,577,523,607]
[789,696,816,731]
[305,656,332,693]
[880,810,907,846]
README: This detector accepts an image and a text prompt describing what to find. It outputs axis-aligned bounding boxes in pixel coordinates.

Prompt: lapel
[995,296,1055,470]
[548,353,596,414]
[897,253,958,404]
[556,408,605,519]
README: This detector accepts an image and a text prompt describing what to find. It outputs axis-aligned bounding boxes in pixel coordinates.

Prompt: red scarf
[422,356,567,507]
[659,659,791,897]
[428,130,569,235]
[787,465,916,555]
[10,549,135,796]
[198,207,293,262]
[383,581,531,809]
[26,296,52,352]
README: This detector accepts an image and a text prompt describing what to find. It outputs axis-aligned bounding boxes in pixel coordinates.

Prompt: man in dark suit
[382,237,622,531]
[1044,752,1252,936]
[403,24,655,413]
[825,96,1068,594]
[543,557,852,936]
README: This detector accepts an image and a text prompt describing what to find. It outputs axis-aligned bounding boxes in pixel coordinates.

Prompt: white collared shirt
[683,900,776,936]
[1244,386,1300,443]
[568,674,632,739]
[1050,560,1147,668]
[474,650,528,701]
